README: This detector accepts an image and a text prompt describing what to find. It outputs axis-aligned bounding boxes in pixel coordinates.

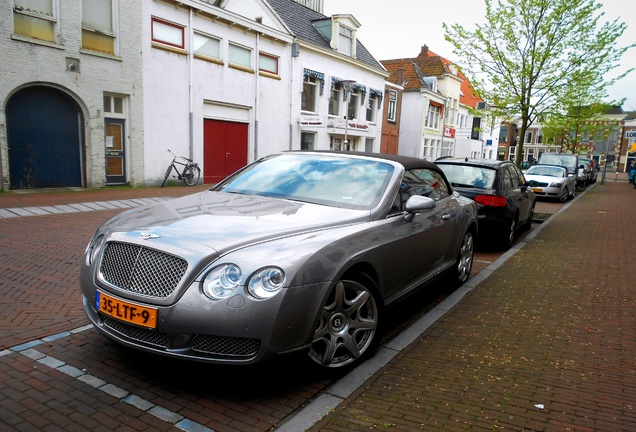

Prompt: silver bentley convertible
[80,151,477,369]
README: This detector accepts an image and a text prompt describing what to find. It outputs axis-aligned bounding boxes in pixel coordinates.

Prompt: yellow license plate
[96,291,157,329]
[531,188,543,193]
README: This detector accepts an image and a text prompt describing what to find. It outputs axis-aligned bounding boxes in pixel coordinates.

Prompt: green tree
[541,99,613,155]
[444,0,633,167]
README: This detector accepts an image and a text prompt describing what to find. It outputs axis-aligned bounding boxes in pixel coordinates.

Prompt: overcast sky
[324,0,636,111]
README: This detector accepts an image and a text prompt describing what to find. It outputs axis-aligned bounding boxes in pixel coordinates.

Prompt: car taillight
[474,195,507,207]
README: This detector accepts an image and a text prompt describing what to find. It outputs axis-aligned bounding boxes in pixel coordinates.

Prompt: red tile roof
[381,45,483,108]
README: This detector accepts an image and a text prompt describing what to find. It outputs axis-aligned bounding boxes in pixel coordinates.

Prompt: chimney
[293,0,324,14]
[419,45,429,57]
[397,68,405,86]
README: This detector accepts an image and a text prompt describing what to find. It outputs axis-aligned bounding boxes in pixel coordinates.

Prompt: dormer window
[338,25,353,56]
[314,14,360,58]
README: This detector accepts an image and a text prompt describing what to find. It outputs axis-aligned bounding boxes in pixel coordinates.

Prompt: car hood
[99,191,370,258]
[525,174,565,183]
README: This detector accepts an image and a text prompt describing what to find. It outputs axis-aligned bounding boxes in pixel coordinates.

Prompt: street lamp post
[340,80,356,150]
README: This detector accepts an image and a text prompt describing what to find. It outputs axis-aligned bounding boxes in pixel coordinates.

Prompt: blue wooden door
[7,86,84,189]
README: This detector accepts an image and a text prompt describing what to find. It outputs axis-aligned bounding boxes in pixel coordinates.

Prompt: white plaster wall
[398,92,425,158]
[143,1,293,184]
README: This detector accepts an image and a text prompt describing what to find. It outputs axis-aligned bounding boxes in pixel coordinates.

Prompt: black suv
[436,158,536,249]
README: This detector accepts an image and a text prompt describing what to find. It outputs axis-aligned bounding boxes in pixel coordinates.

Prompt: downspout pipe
[188,8,194,160]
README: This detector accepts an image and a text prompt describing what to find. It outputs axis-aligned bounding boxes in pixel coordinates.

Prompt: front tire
[161,165,172,188]
[309,276,379,369]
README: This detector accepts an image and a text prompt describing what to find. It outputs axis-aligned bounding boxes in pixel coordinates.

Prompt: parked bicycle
[161,149,201,187]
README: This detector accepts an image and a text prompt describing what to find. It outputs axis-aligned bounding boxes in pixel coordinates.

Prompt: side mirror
[404,195,436,222]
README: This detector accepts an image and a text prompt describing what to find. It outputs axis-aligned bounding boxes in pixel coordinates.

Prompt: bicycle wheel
[183,164,200,186]
[161,165,173,187]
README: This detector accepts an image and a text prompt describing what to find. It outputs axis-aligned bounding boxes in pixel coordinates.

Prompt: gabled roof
[263,0,385,72]
[381,45,483,108]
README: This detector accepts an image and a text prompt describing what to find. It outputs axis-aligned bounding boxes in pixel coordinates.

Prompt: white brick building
[1,0,144,189]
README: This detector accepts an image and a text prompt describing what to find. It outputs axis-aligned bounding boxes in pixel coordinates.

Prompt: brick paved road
[3,181,628,431]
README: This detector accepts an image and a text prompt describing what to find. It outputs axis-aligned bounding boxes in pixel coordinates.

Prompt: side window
[503,166,515,190]
[403,169,449,201]
[508,165,522,187]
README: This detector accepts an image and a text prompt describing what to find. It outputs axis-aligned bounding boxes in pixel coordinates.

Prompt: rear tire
[501,216,517,250]
[448,230,474,288]
[183,165,200,186]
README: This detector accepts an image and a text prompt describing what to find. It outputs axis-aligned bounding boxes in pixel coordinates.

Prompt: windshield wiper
[452,182,475,188]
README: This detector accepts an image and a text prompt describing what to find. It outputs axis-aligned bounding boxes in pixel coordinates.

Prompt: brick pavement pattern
[311,181,636,431]
[1,180,635,431]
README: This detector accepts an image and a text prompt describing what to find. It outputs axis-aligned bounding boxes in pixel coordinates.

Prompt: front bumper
[81,279,332,365]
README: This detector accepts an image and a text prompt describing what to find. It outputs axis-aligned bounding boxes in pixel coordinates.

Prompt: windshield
[437,164,497,189]
[538,154,577,170]
[214,153,395,210]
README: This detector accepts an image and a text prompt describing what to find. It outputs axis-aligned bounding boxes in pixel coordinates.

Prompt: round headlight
[202,264,242,300]
[248,267,286,299]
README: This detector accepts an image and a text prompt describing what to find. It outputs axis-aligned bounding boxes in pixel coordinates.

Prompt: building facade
[381,46,483,161]
[1,0,144,190]
[1,0,388,190]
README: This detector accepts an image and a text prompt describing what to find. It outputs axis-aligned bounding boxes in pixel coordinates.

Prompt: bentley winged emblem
[140,232,161,240]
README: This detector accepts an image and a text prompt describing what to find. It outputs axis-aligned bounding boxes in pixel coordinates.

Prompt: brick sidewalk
[310,180,636,431]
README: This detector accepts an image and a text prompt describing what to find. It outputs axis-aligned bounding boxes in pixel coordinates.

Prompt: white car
[525,164,576,202]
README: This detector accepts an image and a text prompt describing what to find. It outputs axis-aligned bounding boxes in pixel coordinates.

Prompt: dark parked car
[537,153,585,187]
[81,151,478,369]
[436,158,536,250]
[578,157,597,185]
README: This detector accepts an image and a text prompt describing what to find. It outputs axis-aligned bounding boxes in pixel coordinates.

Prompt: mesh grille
[192,335,260,357]
[528,180,548,187]
[99,242,188,298]
[101,315,260,359]
[103,316,169,348]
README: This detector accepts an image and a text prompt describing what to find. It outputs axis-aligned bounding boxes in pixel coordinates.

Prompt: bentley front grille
[99,242,188,298]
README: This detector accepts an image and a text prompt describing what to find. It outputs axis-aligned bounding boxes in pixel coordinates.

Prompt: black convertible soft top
[294,150,442,174]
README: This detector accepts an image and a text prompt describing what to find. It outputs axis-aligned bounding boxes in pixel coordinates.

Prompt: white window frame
[301,132,316,150]
[329,82,342,116]
[387,89,397,122]
[366,93,378,123]
[229,42,252,69]
[13,0,58,43]
[302,75,318,113]
[338,24,353,56]
[425,104,441,129]
[347,89,359,120]
[82,0,117,55]
[193,31,221,61]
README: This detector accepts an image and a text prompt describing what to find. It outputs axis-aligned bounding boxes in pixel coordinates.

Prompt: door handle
[442,214,451,221]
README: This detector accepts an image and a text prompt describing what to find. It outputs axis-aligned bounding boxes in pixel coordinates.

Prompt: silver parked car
[81,151,478,369]
[525,164,576,202]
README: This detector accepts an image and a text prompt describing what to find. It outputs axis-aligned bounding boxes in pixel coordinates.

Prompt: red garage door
[203,119,248,184]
